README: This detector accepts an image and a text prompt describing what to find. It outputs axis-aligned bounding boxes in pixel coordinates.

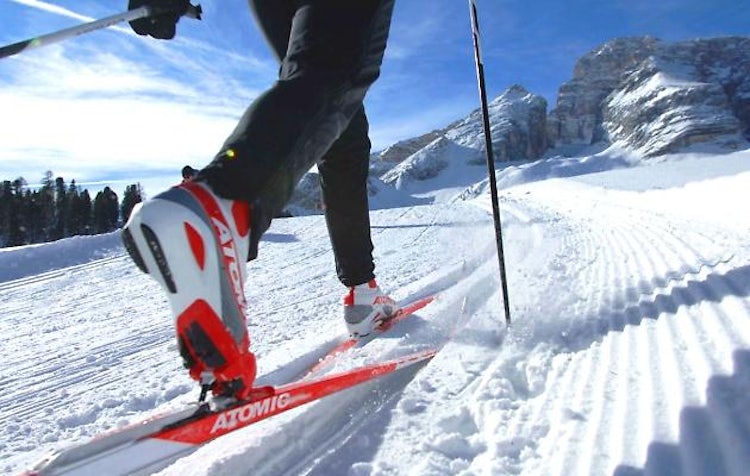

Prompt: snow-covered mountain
[281,36,750,214]
[285,85,550,211]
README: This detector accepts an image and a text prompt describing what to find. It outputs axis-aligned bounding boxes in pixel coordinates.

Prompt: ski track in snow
[2,151,750,475]
[491,184,750,476]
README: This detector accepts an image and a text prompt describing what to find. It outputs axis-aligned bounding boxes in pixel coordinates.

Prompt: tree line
[0,171,143,248]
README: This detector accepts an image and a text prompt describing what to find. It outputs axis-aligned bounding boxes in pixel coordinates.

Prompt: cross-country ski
[26,347,439,476]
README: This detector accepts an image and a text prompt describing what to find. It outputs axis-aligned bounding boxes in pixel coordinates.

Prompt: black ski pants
[199,0,394,287]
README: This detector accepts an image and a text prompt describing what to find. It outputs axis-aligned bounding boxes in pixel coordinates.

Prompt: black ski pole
[468,0,512,326]
[0,4,202,60]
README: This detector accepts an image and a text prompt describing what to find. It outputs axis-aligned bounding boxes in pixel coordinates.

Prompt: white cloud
[0,1,276,190]
[0,89,238,175]
[9,0,93,22]
[0,45,245,186]
[9,47,192,98]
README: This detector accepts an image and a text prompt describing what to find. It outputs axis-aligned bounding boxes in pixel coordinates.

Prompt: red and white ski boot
[343,279,397,338]
[121,180,261,401]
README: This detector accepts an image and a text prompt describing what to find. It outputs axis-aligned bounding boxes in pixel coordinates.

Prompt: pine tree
[77,189,94,235]
[7,178,28,246]
[120,183,143,225]
[24,188,42,243]
[65,180,81,236]
[93,186,119,233]
[0,180,11,246]
[38,171,55,241]
[52,176,68,241]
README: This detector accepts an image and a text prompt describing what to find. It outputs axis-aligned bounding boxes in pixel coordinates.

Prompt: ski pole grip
[0,3,201,60]
[149,2,202,20]
[185,3,202,20]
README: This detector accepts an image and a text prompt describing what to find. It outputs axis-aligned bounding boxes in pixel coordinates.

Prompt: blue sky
[0,0,748,195]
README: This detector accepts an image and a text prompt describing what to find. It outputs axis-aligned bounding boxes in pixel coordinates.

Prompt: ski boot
[344,279,397,338]
[121,180,262,401]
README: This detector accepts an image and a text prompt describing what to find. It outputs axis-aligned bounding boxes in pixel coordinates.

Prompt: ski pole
[468,0,512,326]
[0,3,202,60]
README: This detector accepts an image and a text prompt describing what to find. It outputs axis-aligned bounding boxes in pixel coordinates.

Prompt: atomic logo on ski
[210,392,296,433]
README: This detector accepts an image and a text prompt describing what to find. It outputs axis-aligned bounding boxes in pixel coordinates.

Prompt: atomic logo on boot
[211,217,246,307]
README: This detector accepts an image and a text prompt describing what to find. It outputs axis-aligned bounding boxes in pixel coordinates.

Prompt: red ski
[25,347,438,476]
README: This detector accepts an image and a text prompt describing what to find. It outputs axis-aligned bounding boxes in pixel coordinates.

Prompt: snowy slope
[2,147,750,476]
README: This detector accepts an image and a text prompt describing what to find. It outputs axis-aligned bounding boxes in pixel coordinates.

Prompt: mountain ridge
[288,35,750,214]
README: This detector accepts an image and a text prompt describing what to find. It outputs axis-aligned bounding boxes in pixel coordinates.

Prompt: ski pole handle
[0,4,201,60]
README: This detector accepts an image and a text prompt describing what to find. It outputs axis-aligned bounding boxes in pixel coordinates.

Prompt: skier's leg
[318,106,375,288]
[123,0,396,397]
[121,2,302,401]
[318,106,398,338]
[199,0,396,260]
[248,0,294,62]
[252,0,395,337]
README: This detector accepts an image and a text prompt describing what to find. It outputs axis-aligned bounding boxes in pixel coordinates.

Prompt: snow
[2,146,750,475]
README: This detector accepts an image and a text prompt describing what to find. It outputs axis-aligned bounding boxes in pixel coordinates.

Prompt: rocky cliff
[447,84,548,162]
[549,36,750,155]
[547,37,659,146]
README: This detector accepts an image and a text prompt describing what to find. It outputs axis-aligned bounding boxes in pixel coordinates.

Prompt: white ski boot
[121,180,259,400]
[343,279,397,338]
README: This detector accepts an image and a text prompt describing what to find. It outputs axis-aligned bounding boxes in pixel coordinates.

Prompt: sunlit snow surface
[2,146,749,475]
